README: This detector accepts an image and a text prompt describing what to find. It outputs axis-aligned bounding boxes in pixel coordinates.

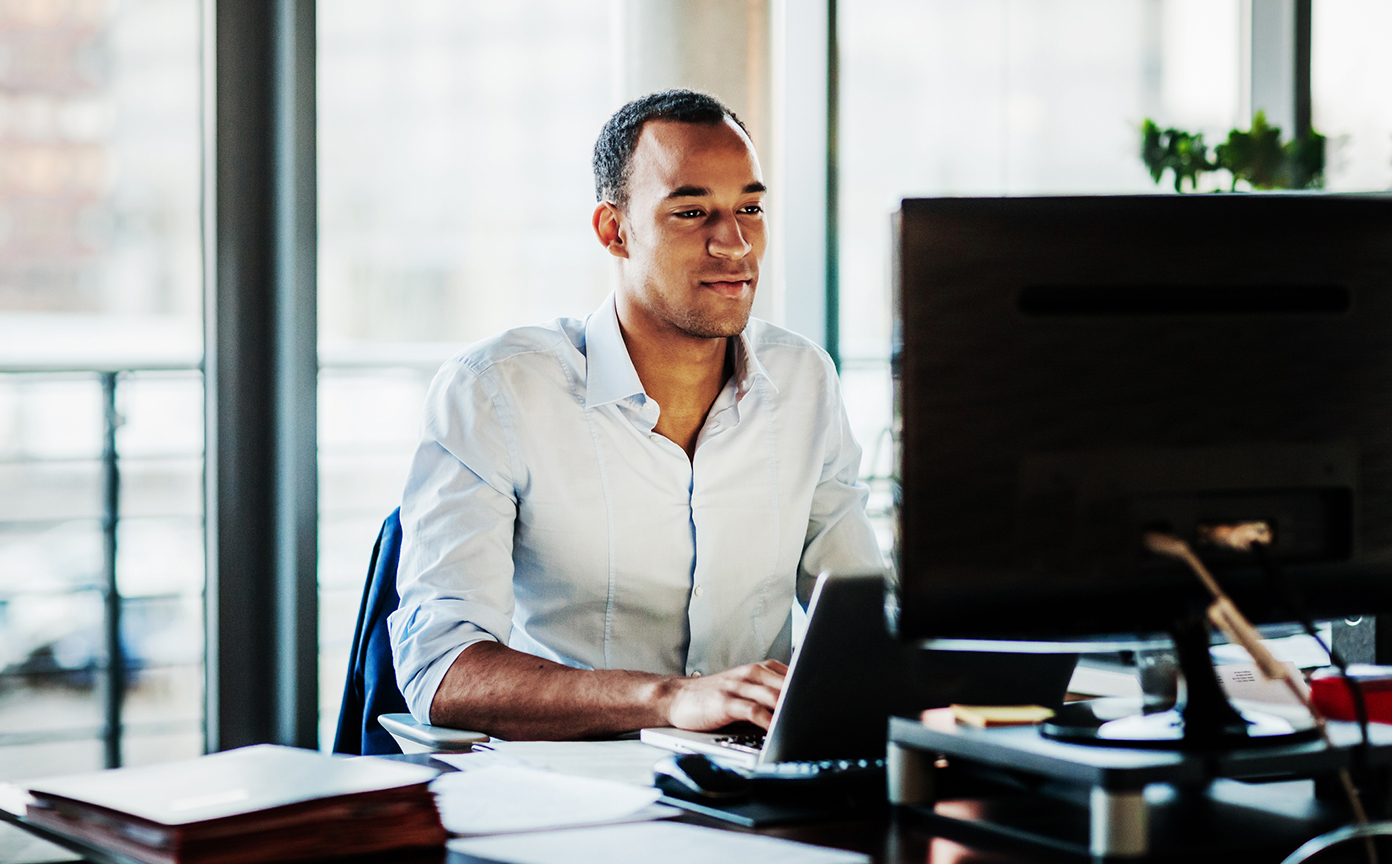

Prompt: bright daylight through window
[1,0,1389,778]
[0,0,203,780]
[316,0,614,748]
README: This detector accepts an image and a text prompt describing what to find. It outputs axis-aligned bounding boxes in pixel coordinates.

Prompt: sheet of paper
[436,748,532,772]
[448,821,871,864]
[438,740,670,787]
[1067,663,1142,698]
[1216,661,1306,707]
[1215,660,1319,726]
[430,765,667,835]
[1210,633,1330,669]
[0,783,33,817]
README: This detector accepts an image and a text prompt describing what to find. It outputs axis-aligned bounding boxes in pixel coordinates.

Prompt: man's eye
[739,204,764,215]
[675,209,705,218]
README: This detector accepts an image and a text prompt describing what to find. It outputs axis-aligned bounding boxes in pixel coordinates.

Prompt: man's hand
[431,643,789,739]
[664,660,788,731]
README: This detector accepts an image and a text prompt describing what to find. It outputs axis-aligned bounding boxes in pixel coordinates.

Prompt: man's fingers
[731,698,775,729]
[755,662,788,683]
[730,680,781,710]
[666,662,791,731]
[740,661,787,690]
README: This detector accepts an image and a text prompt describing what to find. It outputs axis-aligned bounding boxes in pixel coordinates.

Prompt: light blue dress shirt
[389,294,884,723]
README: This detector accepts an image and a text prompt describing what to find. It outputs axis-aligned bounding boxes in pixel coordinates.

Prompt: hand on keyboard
[664,660,788,731]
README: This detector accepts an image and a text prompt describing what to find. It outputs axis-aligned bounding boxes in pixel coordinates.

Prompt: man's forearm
[429,641,676,740]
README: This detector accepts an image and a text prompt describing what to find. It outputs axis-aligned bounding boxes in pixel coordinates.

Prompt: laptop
[641,571,897,769]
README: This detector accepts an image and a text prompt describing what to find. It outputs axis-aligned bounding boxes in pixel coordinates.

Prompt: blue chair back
[333,508,410,755]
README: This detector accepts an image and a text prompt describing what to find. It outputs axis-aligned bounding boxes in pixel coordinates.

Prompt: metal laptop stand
[888,712,1392,861]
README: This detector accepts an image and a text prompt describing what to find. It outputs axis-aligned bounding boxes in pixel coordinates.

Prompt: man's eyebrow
[663,182,768,200]
[666,185,710,199]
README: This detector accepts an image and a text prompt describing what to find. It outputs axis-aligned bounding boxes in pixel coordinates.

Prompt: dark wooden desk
[0,754,1359,864]
[667,807,1016,864]
[1,805,1003,864]
[413,753,1017,864]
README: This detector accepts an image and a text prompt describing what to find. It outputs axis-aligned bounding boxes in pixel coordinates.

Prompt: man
[389,90,882,741]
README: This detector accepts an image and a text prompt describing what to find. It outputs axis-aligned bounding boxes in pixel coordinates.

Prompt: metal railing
[99,371,122,768]
[0,363,203,768]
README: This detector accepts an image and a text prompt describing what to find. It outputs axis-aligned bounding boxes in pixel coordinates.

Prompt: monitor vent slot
[1017,284,1350,316]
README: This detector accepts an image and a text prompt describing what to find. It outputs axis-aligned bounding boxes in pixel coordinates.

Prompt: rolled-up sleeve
[389,358,522,723]
[798,371,885,607]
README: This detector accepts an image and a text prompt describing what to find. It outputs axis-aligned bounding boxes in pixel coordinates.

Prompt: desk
[406,754,996,864]
[0,794,964,864]
[0,752,1359,864]
[0,751,1013,864]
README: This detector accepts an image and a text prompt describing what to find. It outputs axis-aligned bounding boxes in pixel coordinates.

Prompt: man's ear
[592,201,628,259]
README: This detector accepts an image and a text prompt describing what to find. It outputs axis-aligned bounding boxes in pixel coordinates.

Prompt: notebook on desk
[22,744,445,864]
[641,572,897,770]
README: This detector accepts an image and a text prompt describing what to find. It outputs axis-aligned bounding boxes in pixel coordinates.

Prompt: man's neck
[615,304,734,461]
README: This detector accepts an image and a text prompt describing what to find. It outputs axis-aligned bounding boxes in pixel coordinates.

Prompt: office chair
[332,508,486,755]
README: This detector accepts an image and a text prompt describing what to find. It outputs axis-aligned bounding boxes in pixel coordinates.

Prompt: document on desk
[0,783,31,817]
[431,765,673,835]
[436,740,669,786]
[449,822,870,864]
[20,745,445,864]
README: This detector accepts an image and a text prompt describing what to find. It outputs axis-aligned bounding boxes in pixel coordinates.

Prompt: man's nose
[707,212,752,259]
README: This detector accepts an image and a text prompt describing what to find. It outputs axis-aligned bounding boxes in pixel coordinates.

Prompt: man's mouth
[701,278,753,298]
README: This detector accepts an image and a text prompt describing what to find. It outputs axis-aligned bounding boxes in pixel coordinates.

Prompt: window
[0,0,203,778]
[316,0,614,745]
[1312,0,1392,191]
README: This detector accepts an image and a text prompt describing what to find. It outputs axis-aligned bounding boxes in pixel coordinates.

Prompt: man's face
[604,117,767,340]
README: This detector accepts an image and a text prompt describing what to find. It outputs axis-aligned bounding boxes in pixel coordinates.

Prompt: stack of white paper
[430,765,670,835]
[431,743,869,864]
[437,740,669,786]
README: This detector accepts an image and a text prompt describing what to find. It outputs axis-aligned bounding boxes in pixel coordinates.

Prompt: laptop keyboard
[709,731,887,787]
[712,732,765,754]
[744,757,887,788]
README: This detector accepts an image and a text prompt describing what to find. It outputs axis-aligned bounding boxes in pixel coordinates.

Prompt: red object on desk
[1310,667,1392,722]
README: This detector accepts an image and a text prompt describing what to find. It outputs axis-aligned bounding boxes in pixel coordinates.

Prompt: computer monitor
[891,195,1392,745]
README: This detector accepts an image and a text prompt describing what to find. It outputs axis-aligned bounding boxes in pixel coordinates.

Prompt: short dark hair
[592,89,749,208]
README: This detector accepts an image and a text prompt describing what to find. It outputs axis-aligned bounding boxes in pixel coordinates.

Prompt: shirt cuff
[401,624,499,725]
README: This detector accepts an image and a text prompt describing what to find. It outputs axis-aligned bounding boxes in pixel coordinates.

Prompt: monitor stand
[1041,610,1318,748]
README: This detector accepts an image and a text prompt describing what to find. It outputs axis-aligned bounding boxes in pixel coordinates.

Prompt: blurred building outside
[0,0,203,781]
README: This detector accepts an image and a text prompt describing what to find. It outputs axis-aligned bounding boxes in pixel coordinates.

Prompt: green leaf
[1144,111,1329,193]
[1139,118,1216,193]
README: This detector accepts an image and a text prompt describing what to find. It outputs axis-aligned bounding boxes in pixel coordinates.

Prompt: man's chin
[675,306,753,340]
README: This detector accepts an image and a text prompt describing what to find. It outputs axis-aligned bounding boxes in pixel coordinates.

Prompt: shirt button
[691,671,703,677]
[693,585,703,598]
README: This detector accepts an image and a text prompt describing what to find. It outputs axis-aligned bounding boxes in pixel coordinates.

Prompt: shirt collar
[584,293,647,410]
[731,327,777,399]
[583,292,779,410]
